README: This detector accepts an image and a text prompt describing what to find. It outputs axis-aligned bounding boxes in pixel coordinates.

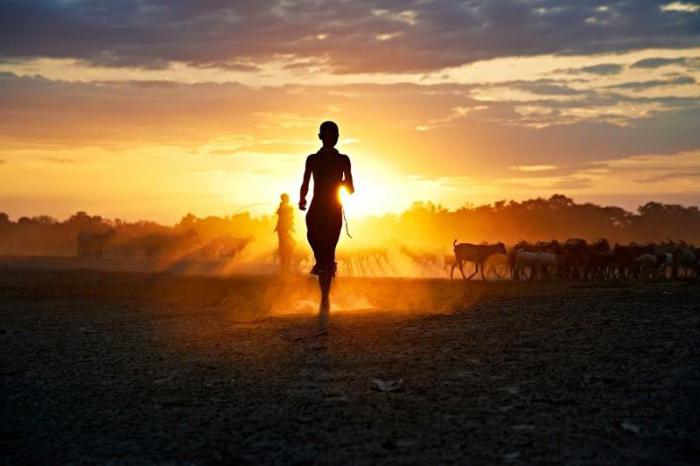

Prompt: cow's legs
[459,260,468,280]
[467,261,478,280]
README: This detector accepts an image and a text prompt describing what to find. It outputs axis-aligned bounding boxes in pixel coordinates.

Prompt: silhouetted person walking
[275,193,295,271]
[299,121,354,326]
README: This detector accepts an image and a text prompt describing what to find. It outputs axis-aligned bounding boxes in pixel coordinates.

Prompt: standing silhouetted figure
[275,193,295,271]
[299,121,354,326]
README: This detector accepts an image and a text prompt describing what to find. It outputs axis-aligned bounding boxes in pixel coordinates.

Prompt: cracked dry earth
[1,269,699,465]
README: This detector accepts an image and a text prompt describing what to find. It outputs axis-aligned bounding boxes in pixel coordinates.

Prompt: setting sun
[338,185,350,205]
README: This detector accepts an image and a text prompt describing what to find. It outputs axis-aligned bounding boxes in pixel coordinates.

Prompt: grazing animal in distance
[508,240,558,277]
[513,250,558,281]
[119,229,201,259]
[451,240,507,280]
[634,253,658,280]
[336,247,392,277]
[672,245,697,279]
[198,235,251,261]
[400,245,441,276]
[443,254,456,276]
[584,239,613,281]
[558,238,588,280]
[77,229,116,258]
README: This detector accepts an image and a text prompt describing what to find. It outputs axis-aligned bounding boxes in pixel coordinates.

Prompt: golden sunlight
[338,185,350,205]
[336,168,401,219]
[2,4,700,464]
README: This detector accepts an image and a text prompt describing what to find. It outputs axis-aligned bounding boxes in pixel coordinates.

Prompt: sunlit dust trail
[216,275,472,319]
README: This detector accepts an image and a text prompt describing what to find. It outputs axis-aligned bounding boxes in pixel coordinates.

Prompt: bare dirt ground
[1,268,699,465]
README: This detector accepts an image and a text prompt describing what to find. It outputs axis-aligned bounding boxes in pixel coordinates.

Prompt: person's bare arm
[343,156,355,194]
[299,156,312,210]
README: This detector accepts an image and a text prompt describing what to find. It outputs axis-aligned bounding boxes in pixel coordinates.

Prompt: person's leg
[317,210,343,330]
[327,209,343,274]
[317,230,332,331]
[306,211,323,274]
[318,227,333,306]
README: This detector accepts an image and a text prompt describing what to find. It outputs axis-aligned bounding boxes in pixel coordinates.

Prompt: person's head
[318,121,339,147]
[280,193,289,203]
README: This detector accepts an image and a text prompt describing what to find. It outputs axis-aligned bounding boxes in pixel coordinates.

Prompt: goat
[513,251,558,281]
[451,240,506,280]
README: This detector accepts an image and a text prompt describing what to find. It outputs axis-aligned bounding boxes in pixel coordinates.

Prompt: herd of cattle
[451,238,700,281]
[77,229,699,281]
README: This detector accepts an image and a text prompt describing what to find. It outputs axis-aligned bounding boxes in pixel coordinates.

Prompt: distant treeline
[0,211,273,256]
[0,195,698,256]
[362,194,700,248]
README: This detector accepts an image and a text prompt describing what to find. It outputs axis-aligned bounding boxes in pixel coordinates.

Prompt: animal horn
[453,239,457,248]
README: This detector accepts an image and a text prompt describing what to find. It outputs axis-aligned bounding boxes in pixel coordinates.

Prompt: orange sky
[1,2,699,223]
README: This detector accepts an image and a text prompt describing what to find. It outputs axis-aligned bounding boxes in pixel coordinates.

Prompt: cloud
[511,80,580,95]
[636,169,700,183]
[1,1,699,73]
[607,75,696,90]
[660,2,700,13]
[501,175,593,191]
[580,64,625,75]
[548,177,594,190]
[560,63,625,75]
[631,57,690,68]
[510,165,557,172]
[0,72,698,180]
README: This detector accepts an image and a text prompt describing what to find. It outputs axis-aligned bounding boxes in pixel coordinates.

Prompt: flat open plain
[1,269,699,464]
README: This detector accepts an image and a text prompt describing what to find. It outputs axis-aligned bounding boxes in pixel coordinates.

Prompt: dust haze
[1,195,698,279]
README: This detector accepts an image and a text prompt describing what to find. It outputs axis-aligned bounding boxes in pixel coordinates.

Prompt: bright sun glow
[338,185,350,205]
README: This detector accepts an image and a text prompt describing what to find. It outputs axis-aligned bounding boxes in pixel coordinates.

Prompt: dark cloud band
[1,0,699,73]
